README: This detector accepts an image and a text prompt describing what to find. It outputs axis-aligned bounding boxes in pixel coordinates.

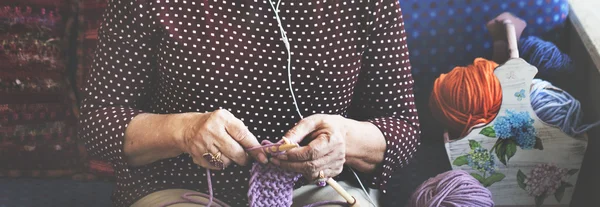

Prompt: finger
[213,152,232,170]
[187,143,218,170]
[270,156,325,175]
[214,130,249,166]
[306,167,342,183]
[271,148,339,172]
[271,155,344,181]
[192,156,223,171]
[284,115,322,144]
[278,132,332,161]
[204,143,233,170]
[190,145,231,170]
[224,116,267,164]
[308,158,345,182]
[223,114,260,148]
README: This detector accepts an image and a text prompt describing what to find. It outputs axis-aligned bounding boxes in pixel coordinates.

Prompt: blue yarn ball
[530,79,600,137]
[519,36,573,77]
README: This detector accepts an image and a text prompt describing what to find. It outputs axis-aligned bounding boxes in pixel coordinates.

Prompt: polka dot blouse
[78,0,420,206]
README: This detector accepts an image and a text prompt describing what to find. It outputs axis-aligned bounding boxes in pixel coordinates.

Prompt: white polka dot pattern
[78,0,420,206]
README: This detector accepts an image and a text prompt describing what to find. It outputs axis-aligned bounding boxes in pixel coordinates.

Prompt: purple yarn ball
[407,170,494,207]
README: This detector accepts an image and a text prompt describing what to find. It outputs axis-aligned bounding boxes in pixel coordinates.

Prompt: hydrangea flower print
[453,140,505,187]
[493,115,512,140]
[515,126,537,149]
[493,110,536,149]
[524,164,568,197]
[467,147,497,175]
[480,109,542,166]
[517,164,579,207]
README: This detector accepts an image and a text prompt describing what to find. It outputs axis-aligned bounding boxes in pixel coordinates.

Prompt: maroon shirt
[79,0,420,206]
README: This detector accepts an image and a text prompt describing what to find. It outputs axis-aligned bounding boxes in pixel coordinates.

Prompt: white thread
[350,168,378,207]
[268,0,303,119]
[269,1,376,206]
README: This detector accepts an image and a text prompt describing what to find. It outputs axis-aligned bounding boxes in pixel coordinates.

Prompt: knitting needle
[272,143,300,152]
[326,178,360,207]
[265,137,300,153]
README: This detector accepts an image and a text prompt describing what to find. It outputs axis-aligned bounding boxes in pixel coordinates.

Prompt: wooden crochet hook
[486,12,526,64]
[326,178,360,207]
[504,19,519,59]
[265,137,300,153]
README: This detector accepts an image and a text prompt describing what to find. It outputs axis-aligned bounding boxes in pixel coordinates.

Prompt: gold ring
[203,152,224,169]
[316,170,327,187]
[318,170,325,179]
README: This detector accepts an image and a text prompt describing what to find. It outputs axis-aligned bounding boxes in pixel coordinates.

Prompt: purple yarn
[303,201,349,207]
[247,162,303,206]
[247,161,350,207]
[159,140,349,207]
[407,170,494,207]
[248,140,349,207]
[158,168,230,207]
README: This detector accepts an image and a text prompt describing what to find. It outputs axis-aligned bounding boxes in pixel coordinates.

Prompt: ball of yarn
[429,58,502,139]
[519,36,573,77]
[530,79,600,137]
[407,170,494,207]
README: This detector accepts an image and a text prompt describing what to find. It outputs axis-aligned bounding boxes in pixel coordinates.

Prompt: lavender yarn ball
[407,170,494,207]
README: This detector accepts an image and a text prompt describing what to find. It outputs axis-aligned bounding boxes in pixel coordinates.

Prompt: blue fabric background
[400,0,570,93]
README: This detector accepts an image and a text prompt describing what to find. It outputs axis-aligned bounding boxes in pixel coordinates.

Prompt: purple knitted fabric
[159,140,346,207]
[248,162,303,207]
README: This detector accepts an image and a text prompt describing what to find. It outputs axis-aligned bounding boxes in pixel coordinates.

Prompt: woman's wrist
[342,118,386,173]
[125,113,195,166]
[169,112,204,154]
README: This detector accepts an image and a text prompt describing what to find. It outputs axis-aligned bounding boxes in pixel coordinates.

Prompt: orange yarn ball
[429,58,503,139]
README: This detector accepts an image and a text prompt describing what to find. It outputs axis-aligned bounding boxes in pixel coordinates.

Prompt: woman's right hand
[176,109,267,170]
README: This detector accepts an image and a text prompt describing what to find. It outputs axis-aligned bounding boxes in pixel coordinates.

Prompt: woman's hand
[269,114,349,182]
[176,109,268,170]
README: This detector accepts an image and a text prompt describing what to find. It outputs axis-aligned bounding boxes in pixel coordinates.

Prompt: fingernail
[277,155,288,160]
[269,158,279,166]
[261,156,269,164]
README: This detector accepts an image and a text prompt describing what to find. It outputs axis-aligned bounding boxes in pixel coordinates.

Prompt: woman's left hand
[269,114,349,183]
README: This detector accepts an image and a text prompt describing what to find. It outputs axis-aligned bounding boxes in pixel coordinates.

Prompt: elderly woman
[79,0,420,206]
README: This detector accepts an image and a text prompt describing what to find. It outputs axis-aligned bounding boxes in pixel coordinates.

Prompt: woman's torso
[115,0,376,206]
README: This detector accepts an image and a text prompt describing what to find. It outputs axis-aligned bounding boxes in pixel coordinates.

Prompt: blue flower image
[453,140,506,187]
[515,89,526,101]
[493,116,512,140]
[493,110,537,149]
[516,125,537,149]
[467,146,497,175]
